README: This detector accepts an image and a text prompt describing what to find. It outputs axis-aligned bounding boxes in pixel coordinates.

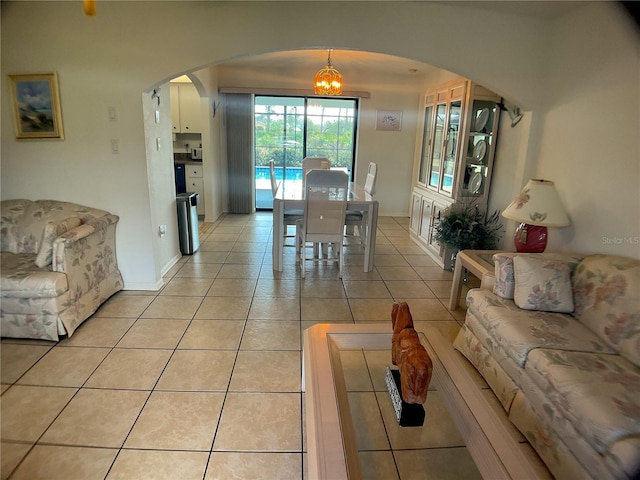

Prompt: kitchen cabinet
[410,79,501,269]
[170,83,203,133]
[186,164,204,216]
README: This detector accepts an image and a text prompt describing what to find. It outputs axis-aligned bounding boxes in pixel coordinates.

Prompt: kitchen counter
[174,153,202,165]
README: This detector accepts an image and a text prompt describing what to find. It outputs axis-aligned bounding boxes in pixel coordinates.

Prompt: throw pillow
[493,253,517,299]
[35,217,82,268]
[513,256,574,313]
[14,201,69,254]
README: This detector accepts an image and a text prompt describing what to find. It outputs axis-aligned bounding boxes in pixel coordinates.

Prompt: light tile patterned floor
[1,213,474,480]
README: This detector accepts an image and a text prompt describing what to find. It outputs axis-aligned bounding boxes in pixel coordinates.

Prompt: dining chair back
[302,157,331,189]
[269,160,280,196]
[270,160,303,248]
[364,162,377,195]
[298,169,348,278]
[345,162,377,245]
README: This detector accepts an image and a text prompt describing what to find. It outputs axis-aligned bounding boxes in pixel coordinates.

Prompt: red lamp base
[514,223,547,253]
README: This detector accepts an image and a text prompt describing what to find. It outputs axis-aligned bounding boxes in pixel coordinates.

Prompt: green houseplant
[433,199,503,252]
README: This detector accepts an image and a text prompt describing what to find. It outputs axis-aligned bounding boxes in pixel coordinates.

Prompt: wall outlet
[158,224,167,237]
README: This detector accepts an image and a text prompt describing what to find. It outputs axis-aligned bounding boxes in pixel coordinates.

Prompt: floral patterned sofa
[453,252,640,480]
[1,199,123,341]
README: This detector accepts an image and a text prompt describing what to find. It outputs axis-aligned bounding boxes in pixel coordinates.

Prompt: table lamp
[501,179,570,253]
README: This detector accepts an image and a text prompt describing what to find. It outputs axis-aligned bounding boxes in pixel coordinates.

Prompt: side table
[449,250,502,310]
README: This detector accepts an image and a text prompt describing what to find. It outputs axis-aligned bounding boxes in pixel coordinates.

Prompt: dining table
[272,180,379,272]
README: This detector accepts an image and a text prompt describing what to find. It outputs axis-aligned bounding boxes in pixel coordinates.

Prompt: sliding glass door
[254,95,357,209]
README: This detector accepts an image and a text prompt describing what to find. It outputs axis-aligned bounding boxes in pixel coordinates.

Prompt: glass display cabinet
[411,79,501,269]
[459,99,499,197]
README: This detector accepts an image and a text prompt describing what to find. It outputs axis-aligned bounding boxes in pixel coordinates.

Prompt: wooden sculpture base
[385,366,425,427]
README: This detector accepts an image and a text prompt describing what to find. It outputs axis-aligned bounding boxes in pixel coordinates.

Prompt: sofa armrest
[52,214,121,294]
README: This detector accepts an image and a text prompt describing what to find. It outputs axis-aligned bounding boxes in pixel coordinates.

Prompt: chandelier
[314,50,343,96]
[83,0,96,16]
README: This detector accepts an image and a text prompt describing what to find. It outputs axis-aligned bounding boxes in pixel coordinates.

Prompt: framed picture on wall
[9,73,64,140]
[376,110,402,131]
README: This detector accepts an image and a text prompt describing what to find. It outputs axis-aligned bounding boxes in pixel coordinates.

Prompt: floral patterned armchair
[454,252,640,480]
[1,199,123,340]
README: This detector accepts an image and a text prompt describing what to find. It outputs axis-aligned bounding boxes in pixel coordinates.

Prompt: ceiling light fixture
[83,0,96,16]
[314,50,343,96]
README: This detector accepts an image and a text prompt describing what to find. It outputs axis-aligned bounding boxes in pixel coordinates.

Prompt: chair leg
[358,212,368,247]
[301,239,306,279]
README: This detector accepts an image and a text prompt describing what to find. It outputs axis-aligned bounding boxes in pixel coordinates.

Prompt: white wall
[143,83,181,283]
[1,1,637,291]
[532,3,640,257]
[191,68,224,223]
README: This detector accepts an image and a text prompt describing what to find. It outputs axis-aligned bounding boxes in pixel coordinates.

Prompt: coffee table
[303,323,550,479]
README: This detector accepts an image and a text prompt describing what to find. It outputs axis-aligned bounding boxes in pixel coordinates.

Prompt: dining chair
[270,160,303,248]
[297,169,349,278]
[345,162,377,245]
[301,157,331,190]
[363,161,377,196]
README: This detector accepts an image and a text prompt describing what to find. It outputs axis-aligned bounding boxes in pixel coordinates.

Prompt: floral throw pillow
[35,217,82,268]
[493,253,517,299]
[514,256,574,313]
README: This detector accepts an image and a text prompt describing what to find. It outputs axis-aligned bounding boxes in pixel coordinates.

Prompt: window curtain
[224,93,253,213]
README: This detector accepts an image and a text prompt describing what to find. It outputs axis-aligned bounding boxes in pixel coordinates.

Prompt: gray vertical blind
[224,93,253,213]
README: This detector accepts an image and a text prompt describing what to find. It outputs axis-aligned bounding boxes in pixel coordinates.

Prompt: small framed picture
[376,110,402,131]
[9,73,64,140]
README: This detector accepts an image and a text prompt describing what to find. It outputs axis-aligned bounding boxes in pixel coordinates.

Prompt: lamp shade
[502,179,570,227]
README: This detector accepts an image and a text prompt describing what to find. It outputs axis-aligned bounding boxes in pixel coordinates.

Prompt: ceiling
[220,50,436,77]
[450,0,588,18]
[216,1,588,76]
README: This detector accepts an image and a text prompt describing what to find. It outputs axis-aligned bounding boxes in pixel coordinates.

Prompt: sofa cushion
[525,348,640,459]
[492,252,584,300]
[573,255,640,366]
[34,217,83,268]
[466,289,615,367]
[0,252,69,298]
[513,255,574,313]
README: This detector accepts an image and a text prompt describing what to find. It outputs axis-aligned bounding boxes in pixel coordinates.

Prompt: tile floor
[1,213,474,480]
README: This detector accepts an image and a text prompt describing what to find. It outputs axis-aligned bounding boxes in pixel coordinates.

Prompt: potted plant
[433,199,503,258]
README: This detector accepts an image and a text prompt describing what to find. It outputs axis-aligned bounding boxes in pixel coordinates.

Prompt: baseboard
[161,253,182,277]
[121,279,164,291]
[121,253,181,291]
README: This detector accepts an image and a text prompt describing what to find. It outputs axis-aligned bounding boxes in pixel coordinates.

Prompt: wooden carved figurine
[391,302,433,404]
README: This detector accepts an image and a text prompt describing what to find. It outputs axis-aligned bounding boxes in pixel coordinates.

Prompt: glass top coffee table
[303,323,550,480]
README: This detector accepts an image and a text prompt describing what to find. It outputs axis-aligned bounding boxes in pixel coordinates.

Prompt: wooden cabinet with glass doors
[411,79,501,269]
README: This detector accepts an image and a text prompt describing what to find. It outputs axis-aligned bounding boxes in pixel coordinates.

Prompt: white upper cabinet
[170,83,203,134]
